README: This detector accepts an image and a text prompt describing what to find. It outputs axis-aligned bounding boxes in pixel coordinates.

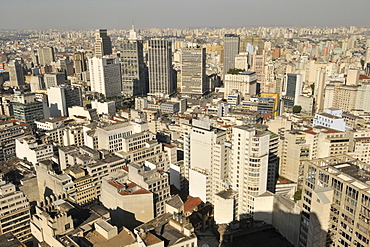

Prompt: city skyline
[1,0,370,30]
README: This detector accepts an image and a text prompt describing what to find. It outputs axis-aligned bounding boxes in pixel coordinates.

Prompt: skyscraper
[229,126,270,219]
[180,48,206,95]
[223,34,240,78]
[147,39,175,95]
[120,26,148,96]
[74,52,87,76]
[282,73,303,109]
[37,47,55,66]
[8,60,25,87]
[47,85,83,117]
[94,29,112,58]
[89,57,121,98]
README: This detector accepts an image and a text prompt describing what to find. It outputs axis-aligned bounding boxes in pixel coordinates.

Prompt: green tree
[293,105,302,113]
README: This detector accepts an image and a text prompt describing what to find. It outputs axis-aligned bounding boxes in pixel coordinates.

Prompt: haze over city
[2,0,370,29]
[1,1,370,247]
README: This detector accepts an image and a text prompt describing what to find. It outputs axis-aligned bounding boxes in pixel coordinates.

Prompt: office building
[120,27,148,96]
[8,60,25,87]
[147,39,175,95]
[180,48,207,95]
[282,73,303,109]
[12,93,45,127]
[44,72,65,89]
[94,29,112,57]
[300,155,370,247]
[0,121,32,162]
[89,57,122,98]
[223,34,240,78]
[47,85,83,117]
[0,180,32,244]
[37,47,55,66]
[73,52,87,75]
[224,71,258,98]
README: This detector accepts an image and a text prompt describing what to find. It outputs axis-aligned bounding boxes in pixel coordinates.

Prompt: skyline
[2,0,370,30]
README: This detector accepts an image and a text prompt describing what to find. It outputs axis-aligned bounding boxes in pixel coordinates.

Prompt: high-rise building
[282,73,303,109]
[229,126,270,219]
[180,48,206,95]
[300,155,370,247]
[8,60,25,87]
[89,57,122,98]
[223,34,240,78]
[147,39,175,95]
[120,26,148,96]
[94,29,112,58]
[74,52,87,74]
[47,85,82,117]
[37,47,55,66]
[184,119,229,204]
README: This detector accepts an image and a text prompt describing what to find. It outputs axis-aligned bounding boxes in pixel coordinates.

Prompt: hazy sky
[1,0,369,29]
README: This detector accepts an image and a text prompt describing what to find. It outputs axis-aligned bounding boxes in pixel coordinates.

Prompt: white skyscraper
[89,57,122,98]
[229,126,270,219]
[184,119,229,204]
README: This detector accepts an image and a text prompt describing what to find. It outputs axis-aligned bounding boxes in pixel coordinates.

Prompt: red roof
[184,196,202,212]
[108,181,124,189]
[163,143,175,148]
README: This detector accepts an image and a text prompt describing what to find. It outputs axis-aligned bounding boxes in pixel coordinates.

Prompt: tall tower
[8,60,25,87]
[38,47,55,66]
[147,39,175,95]
[229,126,270,219]
[282,73,303,109]
[120,26,148,96]
[223,34,240,78]
[89,57,121,97]
[94,29,112,58]
[180,48,206,95]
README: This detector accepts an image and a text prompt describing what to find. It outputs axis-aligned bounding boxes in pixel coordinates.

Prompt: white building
[313,108,346,132]
[185,118,229,204]
[89,57,122,97]
[95,121,149,152]
[47,85,82,117]
[15,136,53,166]
[229,126,270,219]
[91,100,116,116]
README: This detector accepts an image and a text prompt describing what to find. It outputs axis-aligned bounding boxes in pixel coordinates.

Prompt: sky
[1,0,369,30]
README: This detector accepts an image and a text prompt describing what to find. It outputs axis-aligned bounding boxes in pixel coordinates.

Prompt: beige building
[0,181,31,244]
[280,126,349,186]
[300,155,370,247]
[100,171,154,223]
[224,71,258,99]
[128,163,170,217]
[134,213,197,247]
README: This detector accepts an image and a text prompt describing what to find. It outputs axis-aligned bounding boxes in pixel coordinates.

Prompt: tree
[293,105,302,113]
